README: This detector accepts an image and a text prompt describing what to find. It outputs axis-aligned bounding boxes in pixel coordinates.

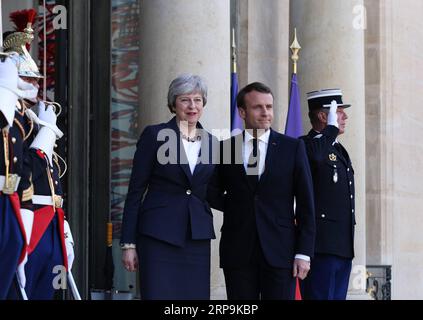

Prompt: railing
[366,265,391,300]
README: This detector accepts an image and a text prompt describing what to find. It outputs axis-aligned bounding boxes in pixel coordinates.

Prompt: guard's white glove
[38,101,57,125]
[64,220,75,271]
[16,209,34,289]
[34,101,63,139]
[17,78,39,102]
[327,100,339,128]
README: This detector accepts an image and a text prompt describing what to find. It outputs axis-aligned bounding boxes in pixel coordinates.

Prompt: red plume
[10,9,37,32]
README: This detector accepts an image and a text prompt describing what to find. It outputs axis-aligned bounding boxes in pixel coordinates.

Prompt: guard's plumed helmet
[3,9,44,79]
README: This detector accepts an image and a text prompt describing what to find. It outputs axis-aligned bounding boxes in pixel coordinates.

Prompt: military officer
[0,53,38,299]
[1,11,44,299]
[3,9,74,299]
[18,102,74,300]
[299,89,355,300]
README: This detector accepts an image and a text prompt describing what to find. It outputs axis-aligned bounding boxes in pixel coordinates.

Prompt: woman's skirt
[137,234,211,300]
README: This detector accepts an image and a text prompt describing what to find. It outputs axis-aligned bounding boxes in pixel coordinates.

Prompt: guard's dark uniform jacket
[0,102,34,193]
[19,148,67,264]
[300,125,355,259]
[19,147,68,299]
[0,101,34,299]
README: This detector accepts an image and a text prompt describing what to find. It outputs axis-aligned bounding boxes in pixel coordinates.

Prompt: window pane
[111,0,140,296]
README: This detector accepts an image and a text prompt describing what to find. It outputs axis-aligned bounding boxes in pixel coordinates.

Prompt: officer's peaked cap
[307,88,351,111]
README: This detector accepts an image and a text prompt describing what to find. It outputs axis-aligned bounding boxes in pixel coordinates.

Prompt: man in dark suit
[209,82,315,300]
[299,89,355,300]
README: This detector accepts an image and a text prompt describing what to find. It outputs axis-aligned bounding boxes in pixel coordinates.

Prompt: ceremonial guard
[0,10,40,297]
[0,52,39,299]
[19,102,74,299]
[2,9,74,300]
[299,89,355,300]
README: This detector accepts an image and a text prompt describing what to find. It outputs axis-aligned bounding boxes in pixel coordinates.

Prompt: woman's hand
[121,248,139,272]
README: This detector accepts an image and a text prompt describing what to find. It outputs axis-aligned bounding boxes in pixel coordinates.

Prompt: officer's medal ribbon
[332,164,338,183]
[328,153,338,183]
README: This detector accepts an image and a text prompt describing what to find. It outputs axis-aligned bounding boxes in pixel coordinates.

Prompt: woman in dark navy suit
[121,74,217,300]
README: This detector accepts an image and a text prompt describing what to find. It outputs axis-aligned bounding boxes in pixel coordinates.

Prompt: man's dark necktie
[247,138,260,188]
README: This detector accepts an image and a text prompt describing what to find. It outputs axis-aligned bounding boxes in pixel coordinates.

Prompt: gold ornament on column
[290,28,301,75]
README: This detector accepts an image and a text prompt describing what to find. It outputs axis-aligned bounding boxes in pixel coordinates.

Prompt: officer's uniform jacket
[300,125,355,259]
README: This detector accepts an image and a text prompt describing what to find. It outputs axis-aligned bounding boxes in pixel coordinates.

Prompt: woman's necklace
[180,131,201,142]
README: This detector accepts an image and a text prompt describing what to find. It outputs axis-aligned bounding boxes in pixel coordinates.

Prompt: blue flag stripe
[231,72,243,134]
[285,73,303,138]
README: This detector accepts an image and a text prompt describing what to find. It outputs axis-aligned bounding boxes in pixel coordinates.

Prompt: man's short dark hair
[308,109,319,126]
[237,82,274,109]
[308,108,328,126]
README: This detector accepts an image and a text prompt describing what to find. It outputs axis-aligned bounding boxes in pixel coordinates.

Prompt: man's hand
[65,239,75,271]
[122,248,139,272]
[38,102,57,125]
[64,220,75,271]
[327,100,339,127]
[293,258,310,280]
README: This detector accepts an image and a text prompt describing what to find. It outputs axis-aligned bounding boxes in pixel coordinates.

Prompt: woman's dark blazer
[120,116,217,247]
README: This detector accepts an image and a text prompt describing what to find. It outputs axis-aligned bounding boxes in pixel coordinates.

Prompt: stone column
[139,0,230,299]
[291,0,368,298]
[364,0,382,267]
[376,0,423,299]
[237,0,290,132]
[139,0,230,132]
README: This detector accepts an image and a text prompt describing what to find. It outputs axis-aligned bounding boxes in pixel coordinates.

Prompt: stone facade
[2,0,421,300]
[137,0,423,299]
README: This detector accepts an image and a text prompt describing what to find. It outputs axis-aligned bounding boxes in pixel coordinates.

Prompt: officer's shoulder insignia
[329,153,337,161]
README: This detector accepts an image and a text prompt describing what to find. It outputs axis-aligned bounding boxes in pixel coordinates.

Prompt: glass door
[109,0,141,297]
